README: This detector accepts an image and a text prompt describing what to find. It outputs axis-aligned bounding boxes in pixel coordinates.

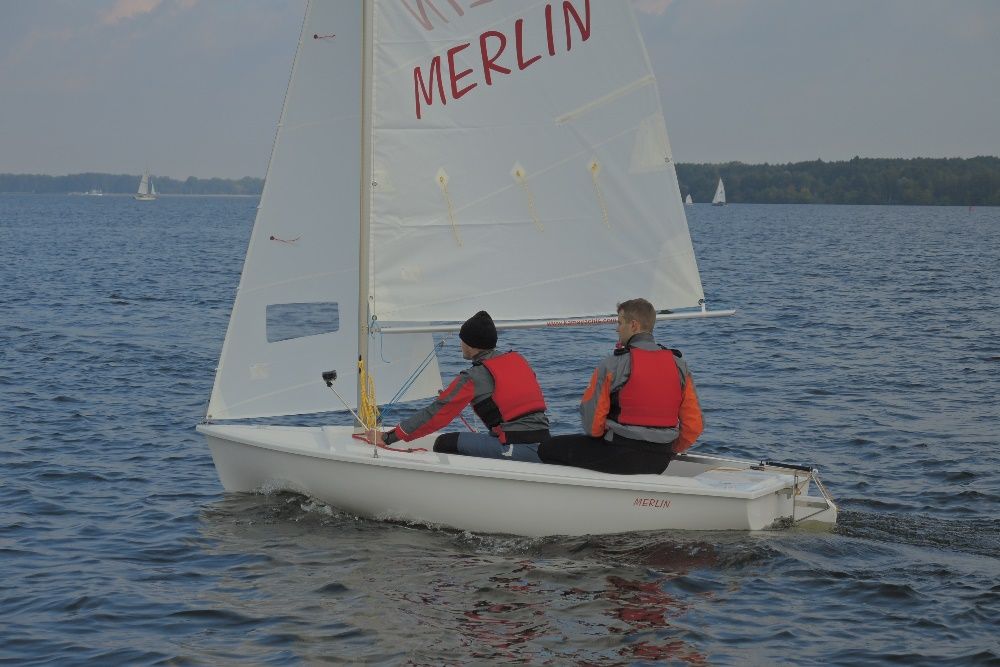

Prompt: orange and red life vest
[472,352,547,432]
[610,347,682,428]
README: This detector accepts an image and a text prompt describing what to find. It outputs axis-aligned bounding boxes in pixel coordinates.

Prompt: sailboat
[134,170,157,201]
[197,1,836,536]
[685,193,694,205]
[712,177,726,206]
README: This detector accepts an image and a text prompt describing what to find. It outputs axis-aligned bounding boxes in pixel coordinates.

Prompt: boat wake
[835,509,999,558]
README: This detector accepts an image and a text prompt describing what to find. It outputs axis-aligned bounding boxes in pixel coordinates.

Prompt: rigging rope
[366,331,477,441]
[351,432,427,453]
[377,333,446,425]
[357,356,380,431]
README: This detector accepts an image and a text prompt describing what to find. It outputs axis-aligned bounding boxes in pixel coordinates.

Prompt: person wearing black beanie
[369,311,550,462]
[459,310,498,350]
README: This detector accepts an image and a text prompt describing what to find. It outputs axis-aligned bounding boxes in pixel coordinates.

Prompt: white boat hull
[198,424,836,536]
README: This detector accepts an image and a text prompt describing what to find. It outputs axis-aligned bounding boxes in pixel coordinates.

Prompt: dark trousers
[537,433,674,475]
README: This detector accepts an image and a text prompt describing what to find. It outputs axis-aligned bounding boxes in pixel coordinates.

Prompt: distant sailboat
[712,178,726,206]
[134,170,157,201]
[685,193,693,205]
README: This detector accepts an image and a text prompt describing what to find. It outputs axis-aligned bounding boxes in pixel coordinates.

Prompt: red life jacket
[472,352,547,429]
[610,348,682,428]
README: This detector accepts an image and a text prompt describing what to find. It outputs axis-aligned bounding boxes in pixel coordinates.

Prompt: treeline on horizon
[2,156,998,205]
[0,172,263,196]
[677,156,999,206]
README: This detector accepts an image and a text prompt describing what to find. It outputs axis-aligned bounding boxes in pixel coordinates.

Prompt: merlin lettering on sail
[413,0,593,119]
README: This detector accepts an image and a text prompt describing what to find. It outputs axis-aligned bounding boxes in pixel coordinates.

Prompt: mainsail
[370,1,703,322]
[206,0,707,421]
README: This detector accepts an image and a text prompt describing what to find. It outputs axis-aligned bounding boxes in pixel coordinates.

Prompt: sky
[1,0,998,179]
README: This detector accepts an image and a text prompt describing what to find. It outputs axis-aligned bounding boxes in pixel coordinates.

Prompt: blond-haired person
[538,298,703,474]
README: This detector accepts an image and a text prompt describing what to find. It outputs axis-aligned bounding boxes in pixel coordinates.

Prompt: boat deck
[198,424,798,501]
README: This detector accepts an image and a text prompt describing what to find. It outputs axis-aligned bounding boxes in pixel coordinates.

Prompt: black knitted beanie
[459,310,497,349]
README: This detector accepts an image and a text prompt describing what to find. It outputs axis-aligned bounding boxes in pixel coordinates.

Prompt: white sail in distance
[712,178,726,205]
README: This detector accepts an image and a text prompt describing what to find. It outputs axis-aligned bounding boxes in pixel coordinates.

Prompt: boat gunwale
[198,423,797,500]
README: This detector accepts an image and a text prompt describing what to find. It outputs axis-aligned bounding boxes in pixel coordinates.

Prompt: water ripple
[1,197,998,664]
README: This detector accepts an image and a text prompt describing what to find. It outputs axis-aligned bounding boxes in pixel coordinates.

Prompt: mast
[355,0,375,429]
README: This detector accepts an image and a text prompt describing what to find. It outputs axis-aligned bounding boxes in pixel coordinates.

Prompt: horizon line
[4,155,999,181]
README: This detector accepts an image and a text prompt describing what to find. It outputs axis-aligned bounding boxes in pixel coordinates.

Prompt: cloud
[102,0,163,25]
[0,26,75,79]
[632,0,674,15]
[101,0,201,25]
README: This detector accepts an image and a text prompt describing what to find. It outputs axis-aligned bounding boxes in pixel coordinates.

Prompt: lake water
[1,195,997,665]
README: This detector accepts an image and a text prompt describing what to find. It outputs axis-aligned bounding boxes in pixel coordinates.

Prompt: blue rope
[376,332,447,425]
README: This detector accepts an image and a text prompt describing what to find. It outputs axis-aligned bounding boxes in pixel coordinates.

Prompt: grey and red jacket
[386,349,550,445]
[579,332,703,452]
